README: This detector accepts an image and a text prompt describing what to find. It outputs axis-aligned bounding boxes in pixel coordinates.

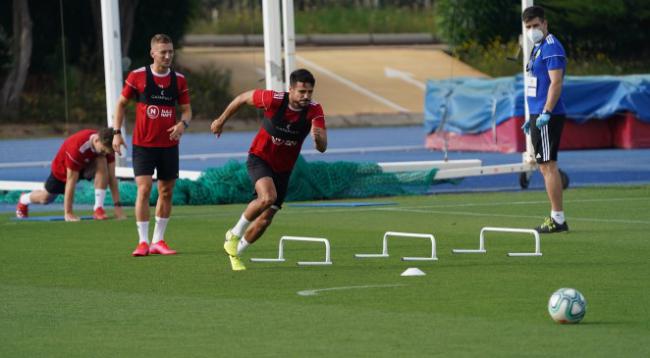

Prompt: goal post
[100,0,126,166]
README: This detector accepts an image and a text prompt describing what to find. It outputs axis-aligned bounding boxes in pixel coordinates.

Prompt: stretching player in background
[16,128,125,221]
[211,69,327,271]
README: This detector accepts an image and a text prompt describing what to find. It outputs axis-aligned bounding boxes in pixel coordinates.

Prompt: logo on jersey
[146,105,173,119]
[160,108,173,118]
[147,105,160,119]
[271,136,298,146]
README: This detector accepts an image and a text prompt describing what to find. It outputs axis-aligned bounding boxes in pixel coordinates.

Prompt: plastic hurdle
[452,227,542,257]
[354,231,438,261]
[250,236,332,266]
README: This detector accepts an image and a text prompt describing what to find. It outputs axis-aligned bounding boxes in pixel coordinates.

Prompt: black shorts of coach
[530,114,565,164]
[246,154,291,210]
[132,145,179,180]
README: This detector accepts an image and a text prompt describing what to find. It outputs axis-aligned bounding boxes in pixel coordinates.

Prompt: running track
[1,125,649,195]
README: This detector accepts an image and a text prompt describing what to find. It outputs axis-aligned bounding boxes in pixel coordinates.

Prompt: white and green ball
[548,288,587,324]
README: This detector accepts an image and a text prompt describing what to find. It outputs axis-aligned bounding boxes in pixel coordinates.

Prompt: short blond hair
[151,34,172,48]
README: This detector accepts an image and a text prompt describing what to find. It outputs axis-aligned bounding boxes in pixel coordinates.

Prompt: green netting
[0,156,458,206]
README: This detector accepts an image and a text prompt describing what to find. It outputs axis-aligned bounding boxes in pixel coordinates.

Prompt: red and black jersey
[249,89,325,173]
[121,66,190,147]
[51,129,115,182]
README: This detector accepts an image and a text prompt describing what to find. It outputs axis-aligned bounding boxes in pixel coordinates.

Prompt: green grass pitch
[1,185,649,357]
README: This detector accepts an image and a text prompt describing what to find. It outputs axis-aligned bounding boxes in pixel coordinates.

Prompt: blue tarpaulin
[424,74,650,135]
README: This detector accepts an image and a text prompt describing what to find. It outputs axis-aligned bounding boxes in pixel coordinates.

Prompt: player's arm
[112,95,130,154]
[312,126,327,153]
[210,90,256,137]
[64,168,80,222]
[168,103,192,141]
[107,160,126,219]
[544,69,564,113]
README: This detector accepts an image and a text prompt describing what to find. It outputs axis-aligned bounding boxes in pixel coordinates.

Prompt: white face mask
[527,28,545,44]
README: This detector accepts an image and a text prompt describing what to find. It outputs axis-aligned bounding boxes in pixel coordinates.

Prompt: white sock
[94,189,106,210]
[232,214,251,237]
[137,221,149,244]
[551,211,565,224]
[237,238,250,256]
[19,192,32,205]
[152,216,169,244]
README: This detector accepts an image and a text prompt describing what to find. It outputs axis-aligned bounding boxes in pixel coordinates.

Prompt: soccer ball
[547,288,587,324]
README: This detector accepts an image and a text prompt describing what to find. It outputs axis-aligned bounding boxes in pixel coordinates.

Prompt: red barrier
[425,113,650,153]
[425,117,526,153]
[610,112,650,149]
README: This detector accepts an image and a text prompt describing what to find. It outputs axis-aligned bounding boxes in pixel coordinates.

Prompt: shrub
[181,64,233,120]
[453,38,521,77]
[436,0,520,47]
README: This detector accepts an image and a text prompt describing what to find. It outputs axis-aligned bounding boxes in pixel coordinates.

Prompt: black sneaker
[535,217,569,233]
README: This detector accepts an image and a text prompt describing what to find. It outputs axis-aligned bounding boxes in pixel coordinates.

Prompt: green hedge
[436,0,650,59]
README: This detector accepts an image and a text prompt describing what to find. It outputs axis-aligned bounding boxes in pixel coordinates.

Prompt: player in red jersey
[112,34,192,257]
[211,69,327,270]
[15,128,125,221]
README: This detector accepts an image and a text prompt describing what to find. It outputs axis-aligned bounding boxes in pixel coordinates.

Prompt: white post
[262,0,284,91]
[521,0,535,164]
[250,236,332,266]
[282,0,296,91]
[452,226,542,256]
[100,0,126,166]
[354,231,438,261]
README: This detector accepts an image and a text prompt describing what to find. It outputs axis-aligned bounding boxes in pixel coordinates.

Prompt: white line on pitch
[283,197,648,214]
[377,208,650,225]
[384,197,650,210]
[296,55,410,112]
[297,284,406,297]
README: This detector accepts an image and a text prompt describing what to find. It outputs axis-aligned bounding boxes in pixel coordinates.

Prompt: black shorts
[44,173,67,195]
[43,171,92,195]
[531,114,565,163]
[132,145,179,180]
[247,154,291,209]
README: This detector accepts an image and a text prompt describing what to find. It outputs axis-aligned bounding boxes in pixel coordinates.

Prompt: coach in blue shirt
[521,5,569,233]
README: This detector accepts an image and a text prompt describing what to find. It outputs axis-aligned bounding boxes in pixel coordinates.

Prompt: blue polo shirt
[526,34,566,115]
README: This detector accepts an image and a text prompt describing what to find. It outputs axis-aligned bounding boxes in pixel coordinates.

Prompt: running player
[211,69,327,270]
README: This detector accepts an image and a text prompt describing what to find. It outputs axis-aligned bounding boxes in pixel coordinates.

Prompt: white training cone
[401,267,426,276]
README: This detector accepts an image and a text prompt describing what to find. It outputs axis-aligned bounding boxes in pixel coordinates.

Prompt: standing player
[521,6,569,233]
[16,128,125,221]
[112,34,192,256]
[211,69,327,271]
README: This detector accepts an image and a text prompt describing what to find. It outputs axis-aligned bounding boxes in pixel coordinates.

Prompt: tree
[0,0,32,114]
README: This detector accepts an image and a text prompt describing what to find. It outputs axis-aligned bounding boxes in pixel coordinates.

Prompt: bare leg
[539,161,563,212]
[155,179,175,218]
[28,190,58,204]
[93,157,109,190]
[243,207,278,244]
[135,176,153,222]
[242,177,277,223]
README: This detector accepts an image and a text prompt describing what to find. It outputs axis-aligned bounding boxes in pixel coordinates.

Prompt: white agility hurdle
[452,227,542,257]
[355,231,438,261]
[250,236,332,266]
